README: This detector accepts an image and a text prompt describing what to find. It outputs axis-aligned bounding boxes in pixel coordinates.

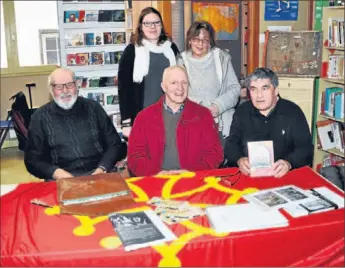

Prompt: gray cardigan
[180,48,241,137]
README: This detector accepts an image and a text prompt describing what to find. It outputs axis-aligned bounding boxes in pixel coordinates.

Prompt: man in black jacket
[224,68,313,178]
[24,68,126,181]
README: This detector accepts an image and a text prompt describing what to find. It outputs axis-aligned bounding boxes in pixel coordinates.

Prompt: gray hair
[244,67,279,90]
[47,68,76,91]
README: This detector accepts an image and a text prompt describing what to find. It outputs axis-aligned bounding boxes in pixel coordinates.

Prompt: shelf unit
[57,0,133,133]
[313,6,344,169]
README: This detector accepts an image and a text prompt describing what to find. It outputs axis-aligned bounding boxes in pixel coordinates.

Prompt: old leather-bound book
[57,172,135,216]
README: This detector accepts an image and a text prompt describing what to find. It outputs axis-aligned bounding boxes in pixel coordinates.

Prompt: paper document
[206,203,288,233]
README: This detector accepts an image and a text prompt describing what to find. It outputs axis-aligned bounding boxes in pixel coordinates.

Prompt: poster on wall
[264,0,299,21]
[192,2,239,40]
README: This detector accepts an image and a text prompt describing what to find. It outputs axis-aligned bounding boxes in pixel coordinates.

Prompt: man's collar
[163,99,185,115]
[250,96,281,117]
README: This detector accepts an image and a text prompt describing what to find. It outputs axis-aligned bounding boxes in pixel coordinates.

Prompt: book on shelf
[316,119,344,153]
[320,87,344,119]
[327,17,344,48]
[64,10,125,23]
[329,0,345,7]
[327,55,344,79]
[108,210,177,251]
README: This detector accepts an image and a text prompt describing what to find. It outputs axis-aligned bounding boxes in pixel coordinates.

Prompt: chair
[0,116,14,149]
[9,92,32,151]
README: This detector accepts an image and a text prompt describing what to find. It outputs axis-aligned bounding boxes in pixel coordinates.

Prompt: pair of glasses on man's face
[142,20,162,28]
[52,82,75,90]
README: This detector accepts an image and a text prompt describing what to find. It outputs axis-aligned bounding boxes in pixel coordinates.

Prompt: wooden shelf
[320,148,345,158]
[325,46,345,51]
[323,78,345,85]
[319,114,345,123]
[325,6,345,9]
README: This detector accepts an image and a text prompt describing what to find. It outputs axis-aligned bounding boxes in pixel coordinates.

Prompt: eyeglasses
[142,21,162,28]
[191,37,210,45]
[52,82,75,90]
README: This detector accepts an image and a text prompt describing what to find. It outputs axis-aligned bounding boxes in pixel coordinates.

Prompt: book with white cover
[247,140,274,177]
[206,203,288,233]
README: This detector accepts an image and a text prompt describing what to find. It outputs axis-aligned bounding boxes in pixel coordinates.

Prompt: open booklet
[243,185,344,214]
[108,210,176,251]
[283,186,344,217]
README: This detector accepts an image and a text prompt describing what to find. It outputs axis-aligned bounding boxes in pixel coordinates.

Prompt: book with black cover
[109,210,176,251]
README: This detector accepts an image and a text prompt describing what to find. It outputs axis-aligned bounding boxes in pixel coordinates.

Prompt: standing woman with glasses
[118,7,180,138]
[179,21,240,145]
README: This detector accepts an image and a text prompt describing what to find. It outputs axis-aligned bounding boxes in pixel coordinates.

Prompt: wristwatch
[98,166,107,173]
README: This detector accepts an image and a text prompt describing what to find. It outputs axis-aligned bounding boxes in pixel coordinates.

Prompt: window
[39,30,60,65]
[1,1,59,76]
[1,2,8,69]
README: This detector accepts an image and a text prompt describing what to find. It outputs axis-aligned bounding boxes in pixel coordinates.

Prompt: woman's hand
[209,103,220,117]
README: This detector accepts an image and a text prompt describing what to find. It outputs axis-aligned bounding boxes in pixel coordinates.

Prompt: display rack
[57,0,132,133]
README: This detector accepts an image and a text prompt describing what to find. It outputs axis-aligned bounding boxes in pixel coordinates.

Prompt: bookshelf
[57,0,133,134]
[313,5,344,170]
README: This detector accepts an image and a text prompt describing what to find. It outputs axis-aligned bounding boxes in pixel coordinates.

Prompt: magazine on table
[108,210,176,251]
[247,140,274,177]
[283,186,344,217]
[243,185,319,210]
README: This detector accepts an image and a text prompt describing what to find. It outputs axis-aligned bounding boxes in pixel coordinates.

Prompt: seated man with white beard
[24,68,125,181]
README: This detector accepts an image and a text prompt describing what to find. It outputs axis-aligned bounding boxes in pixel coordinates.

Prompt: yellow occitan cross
[44,172,258,267]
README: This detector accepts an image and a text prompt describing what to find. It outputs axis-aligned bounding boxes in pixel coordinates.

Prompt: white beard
[53,93,78,110]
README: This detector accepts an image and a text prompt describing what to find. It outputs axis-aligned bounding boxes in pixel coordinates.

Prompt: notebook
[206,203,289,233]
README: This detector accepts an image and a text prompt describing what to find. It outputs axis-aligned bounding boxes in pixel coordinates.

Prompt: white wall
[14,1,58,66]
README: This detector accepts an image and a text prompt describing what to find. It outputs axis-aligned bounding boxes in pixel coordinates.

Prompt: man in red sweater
[127,66,224,177]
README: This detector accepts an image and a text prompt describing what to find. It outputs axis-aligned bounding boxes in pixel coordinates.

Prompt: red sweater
[127,97,224,177]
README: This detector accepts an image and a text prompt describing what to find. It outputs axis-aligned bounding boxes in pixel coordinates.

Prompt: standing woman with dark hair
[179,21,240,144]
[118,7,180,138]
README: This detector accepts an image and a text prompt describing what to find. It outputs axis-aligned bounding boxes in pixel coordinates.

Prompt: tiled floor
[0,147,40,185]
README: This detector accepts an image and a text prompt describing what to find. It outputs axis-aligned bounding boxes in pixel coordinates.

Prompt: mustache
[59,93,75,99]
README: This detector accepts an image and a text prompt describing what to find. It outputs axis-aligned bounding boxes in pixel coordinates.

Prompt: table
[1,167,344,266]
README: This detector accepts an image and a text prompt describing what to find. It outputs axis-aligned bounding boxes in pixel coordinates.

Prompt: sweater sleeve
[94,103,124,171]
[127,112,160,176]
[24,111,59,180]
[212,54,241,114]
[193,110,224,170]
[118,44,135,125]
[224,109,245,167]
[283,107,313,169]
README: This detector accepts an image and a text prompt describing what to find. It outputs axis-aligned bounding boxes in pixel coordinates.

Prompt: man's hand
[52,168,73,180]
[122,126,132,138]
[237,157,250,175]
[92,168,106,175]
[272,159,291,178]
[209,103,220,117]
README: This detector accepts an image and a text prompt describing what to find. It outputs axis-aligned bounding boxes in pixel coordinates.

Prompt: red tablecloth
[1,167,344,267]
